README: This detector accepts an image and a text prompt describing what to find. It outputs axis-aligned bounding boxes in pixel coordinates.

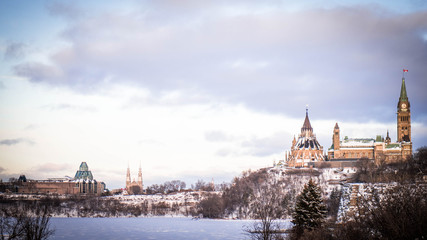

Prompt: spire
[138,162,143,187]
[399,77,408,101]
[334,122,339,130]
[301,108,313,132]
[126,165,131,185]
[385,129,391,144]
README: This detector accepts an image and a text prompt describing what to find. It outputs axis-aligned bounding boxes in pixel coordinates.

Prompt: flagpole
[402,68,408,78]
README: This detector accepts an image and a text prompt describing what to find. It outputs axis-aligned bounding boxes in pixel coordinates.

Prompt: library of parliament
[287,73,413,167]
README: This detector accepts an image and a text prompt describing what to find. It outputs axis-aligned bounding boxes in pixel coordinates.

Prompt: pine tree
[291,179,326,234]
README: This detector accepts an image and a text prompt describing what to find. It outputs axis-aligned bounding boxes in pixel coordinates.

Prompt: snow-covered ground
[109,190,209,206]
[267,166,356,196]
[1,166,357,219]
[104,166,356,216]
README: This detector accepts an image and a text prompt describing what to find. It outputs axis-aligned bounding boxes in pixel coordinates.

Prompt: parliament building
[286,74,413,167]
[287,109,325,167]
[327,76,412,164]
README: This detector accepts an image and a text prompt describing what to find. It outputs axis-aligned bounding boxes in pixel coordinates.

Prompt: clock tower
[397,76,411,143]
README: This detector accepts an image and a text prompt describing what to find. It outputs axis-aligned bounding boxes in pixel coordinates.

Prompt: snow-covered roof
[341,138,374,147]
[385,143,401,149]
[294,136,322,150]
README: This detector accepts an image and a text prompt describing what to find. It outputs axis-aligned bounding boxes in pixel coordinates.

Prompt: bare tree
[198,194,224,218]
[1,203,54,240]
[245,178,286,240]
[335,184,427,240]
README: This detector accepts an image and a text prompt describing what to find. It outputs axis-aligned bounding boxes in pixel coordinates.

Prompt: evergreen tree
[291,179,326,235]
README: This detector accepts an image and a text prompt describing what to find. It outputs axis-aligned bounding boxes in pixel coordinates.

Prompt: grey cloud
[123,89,213,109]
[0,167,5,173]
[14,62,63,83]
[46,1,84,20]
[242,132,289,157]
[13,4,427,123]
[0,138,35,146]
[3,42,26,60]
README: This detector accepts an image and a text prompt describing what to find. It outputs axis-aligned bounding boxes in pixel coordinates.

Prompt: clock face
[401,103,407,109]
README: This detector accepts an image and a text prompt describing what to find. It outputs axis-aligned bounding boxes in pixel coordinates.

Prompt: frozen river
[50,217,291,239]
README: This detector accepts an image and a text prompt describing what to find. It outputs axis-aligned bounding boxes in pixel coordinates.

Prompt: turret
[292,135,296,148]
[385,130,391,144]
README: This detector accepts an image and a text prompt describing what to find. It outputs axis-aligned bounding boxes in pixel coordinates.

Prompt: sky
[1,0,427,190]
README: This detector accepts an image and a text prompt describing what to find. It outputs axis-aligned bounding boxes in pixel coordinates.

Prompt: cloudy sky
[1,0,426,189]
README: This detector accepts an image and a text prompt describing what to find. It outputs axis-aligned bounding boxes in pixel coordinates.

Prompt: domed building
[74,162,105,194]
[287,109,325,167]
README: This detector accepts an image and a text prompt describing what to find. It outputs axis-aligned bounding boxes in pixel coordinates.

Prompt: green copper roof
[79,162,89,171]
[74,162,93,180]
[399,77,408,101]
[386,143,400,149]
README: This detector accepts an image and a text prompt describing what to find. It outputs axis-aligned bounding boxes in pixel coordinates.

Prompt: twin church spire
[126,162,143,194]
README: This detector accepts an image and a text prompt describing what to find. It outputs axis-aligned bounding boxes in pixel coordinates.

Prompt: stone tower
[397,76,411,142]
[333,123,340,151]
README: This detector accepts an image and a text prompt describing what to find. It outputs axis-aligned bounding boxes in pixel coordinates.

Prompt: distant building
[328,75,412,163]
[73,162,105,194]
[10,162,105,195]
[74,162,94,180]
[287,109,325,167]
[126,164,143,194]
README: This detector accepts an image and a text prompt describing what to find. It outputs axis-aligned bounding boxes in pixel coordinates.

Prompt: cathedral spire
[399,77,408,101]
[126,164,131,186]
[138,162,143,185]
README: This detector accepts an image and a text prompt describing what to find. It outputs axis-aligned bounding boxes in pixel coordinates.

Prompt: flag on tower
[403,69,408,72]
